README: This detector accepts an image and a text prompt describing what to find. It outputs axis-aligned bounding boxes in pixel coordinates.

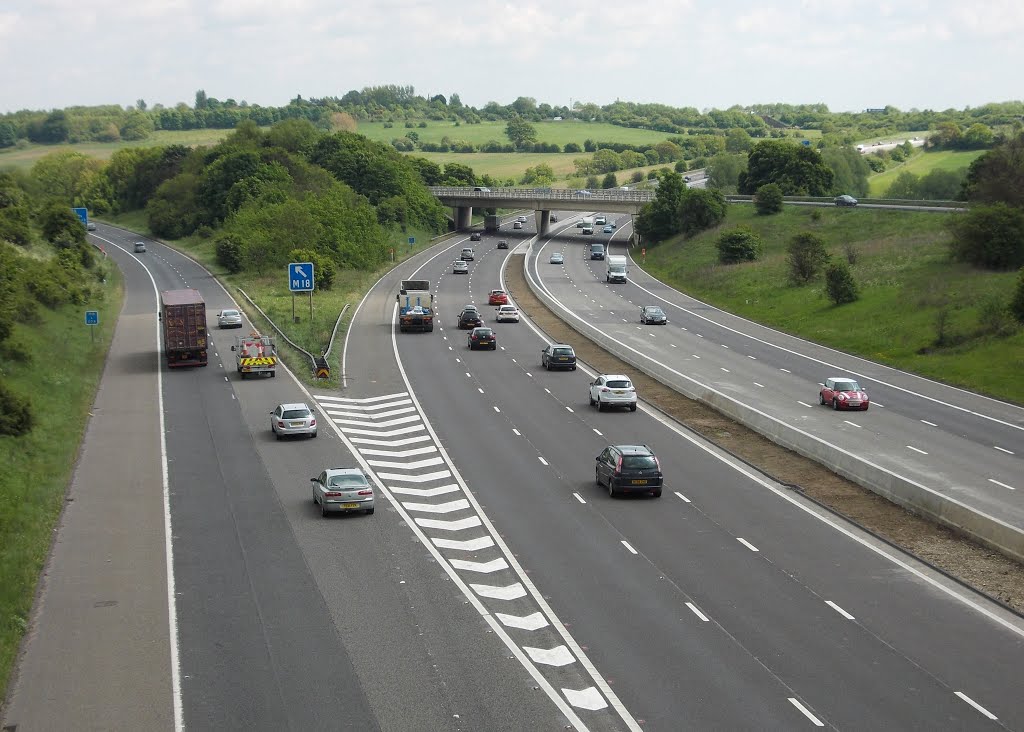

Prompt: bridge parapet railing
[428,186,656,204]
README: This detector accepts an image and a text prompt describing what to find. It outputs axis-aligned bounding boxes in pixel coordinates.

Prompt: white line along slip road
[313,390,640,732]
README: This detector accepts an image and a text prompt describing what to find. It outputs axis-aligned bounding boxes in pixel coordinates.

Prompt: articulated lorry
[231,331,278,378]
[397,280,434,332]
[160,289,208,368]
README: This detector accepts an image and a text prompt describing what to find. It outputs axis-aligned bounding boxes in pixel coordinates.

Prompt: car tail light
[357,490,373,496]
[325,491,343,497]
[277,420,286,428]
[615,455,623,474]
[600,387,610,393]
[310,418,316,426]
[654,456,661,471]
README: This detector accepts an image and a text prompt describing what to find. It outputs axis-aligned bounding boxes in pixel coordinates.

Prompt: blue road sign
[408,236,416,246]
[288,262,315,292]
[72,207,88,225]
[85,310,99,325]
[801,139,812,146]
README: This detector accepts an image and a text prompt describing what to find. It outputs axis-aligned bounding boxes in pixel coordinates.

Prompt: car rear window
[553,347,574,356]
[282,409,311,419]
[328,475,367,487]
[606,380,631,389]
[622,455,657,470]
[475,329,493,335]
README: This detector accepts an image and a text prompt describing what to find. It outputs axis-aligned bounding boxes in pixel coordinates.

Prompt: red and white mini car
[488,289,508,305]
[820,377,870,411]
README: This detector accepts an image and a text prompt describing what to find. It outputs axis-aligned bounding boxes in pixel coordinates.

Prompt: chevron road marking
[562,687,608,711]
[431,536,495,551]
[495,612,549,631]
[332,414,421,429]
[377,469,452,483]
[523,645,575,667]
[357,445,438,458]
[401,498,471,514]
[339,424,425,438]
[322,406,417,419]
[470,582,527,601]
[366,456,445,470]
[318,398,413,411]
[414,516,483,531]
[449,558,509,573]
[349,434,432,447]
[389,484,461,498]
[315,392,407,403]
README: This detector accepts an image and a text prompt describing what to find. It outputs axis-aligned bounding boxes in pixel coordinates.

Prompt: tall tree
[739,140,834,195]
[634,170,685,243]
[505,117,537,148]
[962,132,1024,208]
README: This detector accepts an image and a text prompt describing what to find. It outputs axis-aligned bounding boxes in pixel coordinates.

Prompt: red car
[488,289,508,306]
[820,377,870,411]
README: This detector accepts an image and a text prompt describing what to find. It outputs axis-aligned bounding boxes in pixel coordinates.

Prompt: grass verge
[0,260,123,700]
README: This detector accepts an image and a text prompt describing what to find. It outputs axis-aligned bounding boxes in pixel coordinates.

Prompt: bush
[0,380,33,436]
[1011,268,1024,324]
[754,183,784,215]
[215,236,244,273]
[601,173,618,189]
[787,231,830,284]
[946,203,1024,270]
[824,261,859,304]
[0,333,32,363]
[631,171,644,183]
[977,295,1015,336]
[716,227,763,264]
[678,188,727,238]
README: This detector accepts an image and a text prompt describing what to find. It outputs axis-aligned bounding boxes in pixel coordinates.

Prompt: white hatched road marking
[402,498,471,514]
[389,484,461,498]
[432,536,495,551]
[495,612,549,631]
[471,582,527,600]
[686,602,709,622]
[523,645,575,667]
[339,424,425,438]
[322,406,416,419]
[449,558,509,573]
[349,434,432,447]
[358,445,438,458]
[333,414,421,429]
[366,456,445,470]
[376,469,452,483]
[414,516,482,531]
[315,392,406,403]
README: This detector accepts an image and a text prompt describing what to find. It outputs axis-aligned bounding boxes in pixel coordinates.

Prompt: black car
[541,344,576,371]
[458,309,483,329]
[640,306,667,325]
[550,214,558,222]
[470,232,482,241]
[834,194,858,207]
[596,444,663,498]
[467,327,497,350]
[590,243,605,260]
[497,240,509,249]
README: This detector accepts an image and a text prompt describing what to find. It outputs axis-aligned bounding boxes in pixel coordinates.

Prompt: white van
[606,255,627,283]
[595,215,606,225]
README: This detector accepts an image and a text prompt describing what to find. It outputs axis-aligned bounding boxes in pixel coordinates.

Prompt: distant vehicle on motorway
[470,232,482,241]
[270,402,317,440]
[575,190,594,197]
[311,468,375,516]
[550,214,558,222]
[497,240,509,249]
[595,444,663,498]
[835,195,859,207]
[513,221,523,229]
[467,327,497,350]
[640,306,667,325]
[461,247,475,261]
[541,344,576,371]
[517,215,527,222]
[458,308,483,329]
[87,222,97,231]
[134,241,146,253]
[217,308,243,328]
[603,225,614,234]
[473,186,490,192]
[589,374,638,412]
[453,260,469,274]
[495,305,520,323]
[488,289,508,305]
[820,377,870,411]
[549,252,564,265]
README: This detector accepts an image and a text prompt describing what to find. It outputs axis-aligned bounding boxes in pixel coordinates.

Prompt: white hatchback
[589,374,638,412]
[495,305,520,323]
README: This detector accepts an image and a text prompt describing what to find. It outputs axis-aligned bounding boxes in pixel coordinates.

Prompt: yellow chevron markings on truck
[239,357,277,366]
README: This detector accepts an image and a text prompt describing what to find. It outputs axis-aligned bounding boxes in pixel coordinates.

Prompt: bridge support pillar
[455,206,472,231]
[536,210,550,236]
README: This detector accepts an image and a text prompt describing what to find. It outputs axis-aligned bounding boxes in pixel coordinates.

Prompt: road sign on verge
[72,207,88,225]
[408,236,415,246]
[85,310,99,325]
[288,262,314,292]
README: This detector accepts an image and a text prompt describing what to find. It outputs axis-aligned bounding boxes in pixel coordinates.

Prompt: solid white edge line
[954,691,998,719]
[825,600,855,620]
[621,541,637,555]
[787,697,824,726]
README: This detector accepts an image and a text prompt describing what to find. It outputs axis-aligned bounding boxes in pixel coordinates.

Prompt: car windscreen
[282,409,311,419]
[552,347,574,356]
[835,381,860,391]
[622,455,657,470]
[606,380,631,389]
[328,475,367,488]
[647,308,664,316]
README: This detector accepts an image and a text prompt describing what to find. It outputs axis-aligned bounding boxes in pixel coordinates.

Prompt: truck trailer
[397,280,434,332]
[160,289,208,368]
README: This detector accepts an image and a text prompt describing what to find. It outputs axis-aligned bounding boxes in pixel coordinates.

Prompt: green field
[0,261,122,698]
[640,204,1024,403]
[868,149,984,197]
[355,120,673,148]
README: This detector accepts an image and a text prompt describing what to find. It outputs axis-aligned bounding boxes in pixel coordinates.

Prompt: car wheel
[571,365,576,371]
[313,494,319,505]
[652,488,662,498]
[275,432,282,441]
[310,432,317,439]
[832,398,839,411]
[597,398,604,412]
[608,480,618,498]
[270,372,275,378]
[589,393,595,406]
[630,403,637,412]
[863,405,870,411]
[596,469,603,487]
[819,393,825,405]
[321,501,329,517]
[491,344,497,350]
[365,508,375,515]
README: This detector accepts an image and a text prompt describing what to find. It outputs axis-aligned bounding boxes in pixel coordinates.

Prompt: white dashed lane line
[954,692,998,720]
[906,445,928,455]
[988,478,1014,491]
[788,698,824,727]
[993,445,1014,455]
[736,538,759,552]
[825,600,855,620]
[685,602,709,622]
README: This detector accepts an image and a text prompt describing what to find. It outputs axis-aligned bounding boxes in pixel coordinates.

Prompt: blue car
[603,225,614,234]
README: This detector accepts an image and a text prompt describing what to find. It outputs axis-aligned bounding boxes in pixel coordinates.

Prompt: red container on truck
[160,289,208,367]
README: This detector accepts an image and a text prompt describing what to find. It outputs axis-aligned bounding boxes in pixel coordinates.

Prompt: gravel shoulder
[504,256,1024,613]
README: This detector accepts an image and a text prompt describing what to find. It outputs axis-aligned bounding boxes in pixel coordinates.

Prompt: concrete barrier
[522,254,1024,564]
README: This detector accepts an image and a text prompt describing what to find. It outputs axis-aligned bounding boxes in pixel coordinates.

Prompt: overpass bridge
[428,186,655,235]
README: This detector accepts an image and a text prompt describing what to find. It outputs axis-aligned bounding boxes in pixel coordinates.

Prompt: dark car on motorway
[820,377,870,411]
[541,344,576,371]
[497,240,509,249]
[834,194,858,207]
[458,308,483,329]
[467,327,497,350]
[595,444,663,498]
[640,306,667,325]
[470,232,482,241]
[589,242,605,260]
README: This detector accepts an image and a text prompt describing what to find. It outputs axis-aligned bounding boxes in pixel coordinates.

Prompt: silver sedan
[218,308,243,328]
[271,402,317,439]
[311,468,375,516]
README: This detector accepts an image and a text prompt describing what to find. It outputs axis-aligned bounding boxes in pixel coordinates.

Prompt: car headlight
[838,393,847,400]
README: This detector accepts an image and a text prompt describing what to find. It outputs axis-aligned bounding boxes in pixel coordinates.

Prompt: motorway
[4,215,1024,730]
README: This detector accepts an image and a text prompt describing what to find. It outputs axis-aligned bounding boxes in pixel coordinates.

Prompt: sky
[3,0,1023,114]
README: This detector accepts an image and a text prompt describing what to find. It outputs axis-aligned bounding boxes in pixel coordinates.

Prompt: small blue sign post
[85,310,99,343]
[72,207,89,226]
[408,236,416,247]
[288,262,315,323]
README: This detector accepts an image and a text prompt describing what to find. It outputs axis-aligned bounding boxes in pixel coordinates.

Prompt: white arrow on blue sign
[85,310,99,325]
[288,262,315,292]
